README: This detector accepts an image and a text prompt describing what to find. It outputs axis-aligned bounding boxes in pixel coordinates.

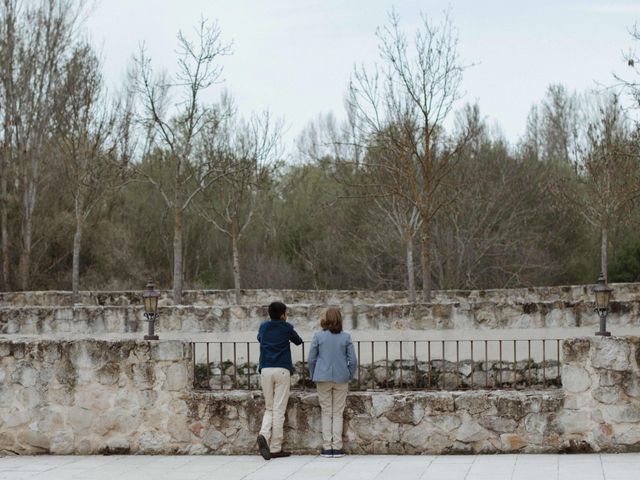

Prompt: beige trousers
[259,367,291,453]
[316,381,349,450]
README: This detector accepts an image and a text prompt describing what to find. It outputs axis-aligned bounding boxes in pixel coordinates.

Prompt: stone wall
[561,336,640,451]
[2,283,640,307]
[2,298,639,338]
[0,339,195,454]
[1,337,639,455]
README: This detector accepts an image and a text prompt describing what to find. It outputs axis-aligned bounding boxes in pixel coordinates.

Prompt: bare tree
[135,19,231,303]
[197,96,282,303]
[347,9,469,300]
[0,0,86,291]
[522,85,580,166]
[362,130,422,301]
[52,43,131,303]
[0,0,18,289]
[552,93,640,282]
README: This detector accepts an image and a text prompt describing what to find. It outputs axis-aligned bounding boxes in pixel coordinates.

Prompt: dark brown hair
[321,307,343,334]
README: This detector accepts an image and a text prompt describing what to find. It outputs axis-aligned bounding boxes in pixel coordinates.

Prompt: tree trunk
[18,156,37,291]
[601,224,608,283]
[420,220,432,302]
[231,226,242,305]
[173,204,183,304]
[18,190,34,291]
[0,163,8,290]
[71,215,83,304]
[406,233,416,303]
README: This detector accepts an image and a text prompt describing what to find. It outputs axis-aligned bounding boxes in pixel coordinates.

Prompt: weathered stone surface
[17,430,50,450]
[591,338,631,371]
[164,363,188,391]
[152,342,186,361]
[562,365,591,393]
[593,387,622,405]
[480,415,518,433]
[500,433,527,451]
[4,336,640,455]
[599,370,628,387]
[402,423,448,450]
[557,410,590,434]
[371,394,394,417]
[454,392,493,414]
[601,405,640,424]
[455,421,491,443]
[3,285,640,337]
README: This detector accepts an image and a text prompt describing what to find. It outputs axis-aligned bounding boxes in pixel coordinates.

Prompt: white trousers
[316,381,349,450]
[259,367,291,453]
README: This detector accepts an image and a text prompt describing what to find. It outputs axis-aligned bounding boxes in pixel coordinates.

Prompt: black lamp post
[142,281,160,340]
[593,272,612,337]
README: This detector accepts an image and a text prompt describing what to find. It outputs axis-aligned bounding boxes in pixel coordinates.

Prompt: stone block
[428,414,461,433]
[385,398,424,425]
[480,415,518,433]
[151,342,186,361]
[562,338,591,363]
[599,370,628,387]
[455,421,491,443]
[96,363,120,385]
[202,426,226,450]
[50,430,74,454]
[0,342,11,357]
[67,406,93,432]
[137,430,171,453]
[500,433,526,451]
[593,387,622,404]
[562,365,591,393]
[17,430,50,450]
[591,338,631,371]
[164,363,188,391]
[402,423,449,450]
[557,410,590,434]
[12,366,37,387]
[601,404,640,424]
[454,392,494,414]
[371,394,394,417]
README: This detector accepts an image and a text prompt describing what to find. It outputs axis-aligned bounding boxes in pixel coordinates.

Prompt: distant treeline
[1,1,640,302]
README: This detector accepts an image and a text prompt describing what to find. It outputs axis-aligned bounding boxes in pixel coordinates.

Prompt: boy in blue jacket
[256,301,303,460]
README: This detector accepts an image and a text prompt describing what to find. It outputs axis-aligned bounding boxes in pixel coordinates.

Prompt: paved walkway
[1,453,639,480]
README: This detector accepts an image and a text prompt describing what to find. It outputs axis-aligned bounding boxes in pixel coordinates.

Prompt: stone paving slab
[1,454,640,480]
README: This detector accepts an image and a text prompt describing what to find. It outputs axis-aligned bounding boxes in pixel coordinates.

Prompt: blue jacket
[308,330,358,383]
[257,319,303,373]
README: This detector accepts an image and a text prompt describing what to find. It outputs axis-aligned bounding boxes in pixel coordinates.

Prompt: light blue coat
[308,330,358,383]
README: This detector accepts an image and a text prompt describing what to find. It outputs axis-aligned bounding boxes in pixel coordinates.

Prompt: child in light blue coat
[308,307,358,458]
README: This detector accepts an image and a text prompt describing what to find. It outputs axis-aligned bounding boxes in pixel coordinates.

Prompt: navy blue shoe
[257,435,271,460]
[332,449,346,457]
[320,449,332,458]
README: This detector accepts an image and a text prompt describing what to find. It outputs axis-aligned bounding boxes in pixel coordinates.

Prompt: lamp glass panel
[149,295,158,314]
[595,290,608,309]
[144,296,152,314]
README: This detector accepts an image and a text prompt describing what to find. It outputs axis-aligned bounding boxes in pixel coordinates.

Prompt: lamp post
[142,281,160,340]
[593,272,612,337]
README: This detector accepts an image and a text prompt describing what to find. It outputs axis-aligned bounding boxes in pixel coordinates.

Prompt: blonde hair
[320,307,343,334]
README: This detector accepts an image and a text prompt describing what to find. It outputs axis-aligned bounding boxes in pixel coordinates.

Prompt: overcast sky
[86,0,639,151]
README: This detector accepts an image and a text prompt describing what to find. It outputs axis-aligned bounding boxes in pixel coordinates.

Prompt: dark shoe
[320,449,333,458]
[270,451,291,458]
[332,449,346,457]
[257,435,271,460]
